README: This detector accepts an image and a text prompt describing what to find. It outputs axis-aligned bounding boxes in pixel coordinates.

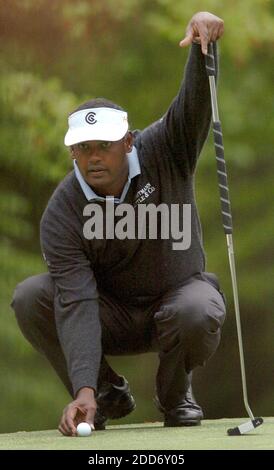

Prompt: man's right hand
[179,12,224,55]
[58,387,97,436]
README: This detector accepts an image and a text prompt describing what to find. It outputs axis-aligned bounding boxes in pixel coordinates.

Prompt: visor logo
[85,112,97,125]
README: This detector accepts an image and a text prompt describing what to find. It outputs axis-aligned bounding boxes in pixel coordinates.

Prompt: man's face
[71,132,133,197]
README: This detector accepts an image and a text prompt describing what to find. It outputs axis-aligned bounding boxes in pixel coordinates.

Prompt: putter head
[227,417,263,436]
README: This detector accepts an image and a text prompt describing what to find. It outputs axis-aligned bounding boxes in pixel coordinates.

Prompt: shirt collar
[73,146,141,202]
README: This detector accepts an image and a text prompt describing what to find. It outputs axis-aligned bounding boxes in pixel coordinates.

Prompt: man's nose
[87,149,102,162]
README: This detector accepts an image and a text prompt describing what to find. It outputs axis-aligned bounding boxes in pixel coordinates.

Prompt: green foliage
[0,0,273,433]
[0,72,74,181]
[0,70,78,250]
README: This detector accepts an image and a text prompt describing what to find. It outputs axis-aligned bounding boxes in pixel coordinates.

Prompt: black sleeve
[140,43,218,174]
[40,196,102,397]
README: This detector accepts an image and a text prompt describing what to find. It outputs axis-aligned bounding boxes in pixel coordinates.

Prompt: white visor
[64,107,129,146]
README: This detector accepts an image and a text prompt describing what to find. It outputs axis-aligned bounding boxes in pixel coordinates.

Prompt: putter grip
[213,121,233,234]
[205,42,216,77]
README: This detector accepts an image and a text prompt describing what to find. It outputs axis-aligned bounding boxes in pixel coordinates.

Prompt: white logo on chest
[133,182,156,207]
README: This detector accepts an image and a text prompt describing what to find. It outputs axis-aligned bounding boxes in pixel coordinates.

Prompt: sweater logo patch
[133,182,156,207]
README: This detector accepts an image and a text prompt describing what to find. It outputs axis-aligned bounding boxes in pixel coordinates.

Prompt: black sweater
[40,43,218,396]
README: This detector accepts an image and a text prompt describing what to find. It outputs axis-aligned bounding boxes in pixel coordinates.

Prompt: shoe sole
[164,419,202,427]
[94,422,106,431]
[94,402,136,430]
[104,397,136,420]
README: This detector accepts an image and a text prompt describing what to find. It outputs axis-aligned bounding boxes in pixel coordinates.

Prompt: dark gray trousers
[11,271,226,410]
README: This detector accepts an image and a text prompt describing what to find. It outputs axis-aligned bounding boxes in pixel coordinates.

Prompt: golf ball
[76,422,93,437]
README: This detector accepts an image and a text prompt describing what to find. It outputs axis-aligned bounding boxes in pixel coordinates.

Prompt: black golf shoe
[154,386,203,427]
[94,376,136,430]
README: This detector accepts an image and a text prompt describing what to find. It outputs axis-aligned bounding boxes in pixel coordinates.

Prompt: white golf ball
[76,422,93,437]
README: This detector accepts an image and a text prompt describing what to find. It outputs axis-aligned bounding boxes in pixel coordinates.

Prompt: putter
[205,43,263,436]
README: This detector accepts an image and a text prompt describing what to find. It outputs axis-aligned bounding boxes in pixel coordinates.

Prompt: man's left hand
[179,12,224,55]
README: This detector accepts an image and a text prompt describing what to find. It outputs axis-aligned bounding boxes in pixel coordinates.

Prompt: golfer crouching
[11,11,226,436]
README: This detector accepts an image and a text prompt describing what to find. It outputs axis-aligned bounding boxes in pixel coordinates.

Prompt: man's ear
[69,145,75,160]
[124,132,134,153]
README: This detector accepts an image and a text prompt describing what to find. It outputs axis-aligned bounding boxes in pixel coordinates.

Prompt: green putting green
[0,418,273,450]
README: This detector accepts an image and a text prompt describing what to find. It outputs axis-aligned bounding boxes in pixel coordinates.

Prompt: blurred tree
[0,71,76,250]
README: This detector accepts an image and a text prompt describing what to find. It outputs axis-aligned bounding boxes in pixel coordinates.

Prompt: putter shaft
[226,234,254,420]
[205,43,258,424]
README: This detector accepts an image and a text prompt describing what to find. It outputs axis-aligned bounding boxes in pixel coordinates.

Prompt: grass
[0,418,273,450]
